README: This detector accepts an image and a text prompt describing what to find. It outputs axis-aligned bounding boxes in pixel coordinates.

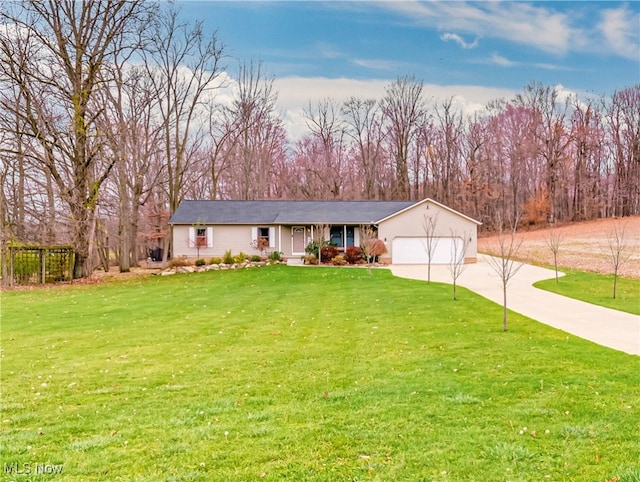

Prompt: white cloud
[553,84,579,106]
[351,58,413,71]
[381,1,574,55]
[488,53,517,67]
[598,5,640,60]
[379,1,640,62]
[441,33,479,49]
[329,1,638,63]
[315,41,342,59]
[473,54,581,73]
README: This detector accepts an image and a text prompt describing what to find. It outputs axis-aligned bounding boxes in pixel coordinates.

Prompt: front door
[292,226,306,255]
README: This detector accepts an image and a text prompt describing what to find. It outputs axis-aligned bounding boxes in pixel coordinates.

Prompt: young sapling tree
[359,224,377,274]
[447,230,470,300]
[250,237,270,260]
[486,214,524,331]
[309,224,329,263]
[604,222,631,299]
[545,224,563,283]
[422,211,439,284]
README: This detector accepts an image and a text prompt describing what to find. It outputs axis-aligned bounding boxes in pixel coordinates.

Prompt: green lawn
[1,266,639,481]
[535,270,640,315]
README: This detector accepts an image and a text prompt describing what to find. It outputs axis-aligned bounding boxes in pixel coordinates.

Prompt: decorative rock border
[160,260,287,276]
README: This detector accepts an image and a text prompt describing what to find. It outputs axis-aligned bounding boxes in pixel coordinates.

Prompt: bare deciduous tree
[422,211,439,284]
[448,230,470,300]
[303,98,346,199]
[604,222,632,299]
[359,224,378,274]
[607,87,640,217]
[431,98,465,206]
[0,0,147,278]
[203,102,239,200]
[486,214,524,331]
[342,97,385,199]
[516,82,572,223]
[381,75,425,200]
[545,224,563,283]
[142,4,225,263]
[310,223,329,263]
[99,50,163,272]
[570,98,606,221]
[226,61,286,200]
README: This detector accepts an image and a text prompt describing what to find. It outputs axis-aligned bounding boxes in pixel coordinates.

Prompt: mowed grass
[535,270,640,315]
[1,266,639,481]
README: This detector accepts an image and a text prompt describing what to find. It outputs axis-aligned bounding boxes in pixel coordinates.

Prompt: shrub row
[304,246,368,266]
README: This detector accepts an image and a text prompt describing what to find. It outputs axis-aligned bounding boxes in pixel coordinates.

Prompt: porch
[287,224,364,256]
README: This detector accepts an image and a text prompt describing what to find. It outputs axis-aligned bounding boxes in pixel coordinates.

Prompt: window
[252,227,276,248]
[258,227,270,243]
[196,228,207,247]
[189,226,213,248]
[329,226,359,248]
[330,226,343,247]
[346,226,355,247]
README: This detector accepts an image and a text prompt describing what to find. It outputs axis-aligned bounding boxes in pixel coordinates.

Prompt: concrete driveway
[391,254,640,356]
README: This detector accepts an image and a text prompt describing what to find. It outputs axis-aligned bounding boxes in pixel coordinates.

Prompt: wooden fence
[4,246,74,286]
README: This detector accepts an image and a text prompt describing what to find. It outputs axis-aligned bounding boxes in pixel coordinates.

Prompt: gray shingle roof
[169,200,416,225]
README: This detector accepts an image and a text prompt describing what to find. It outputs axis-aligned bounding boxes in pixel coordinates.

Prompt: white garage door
[392,237,463,265]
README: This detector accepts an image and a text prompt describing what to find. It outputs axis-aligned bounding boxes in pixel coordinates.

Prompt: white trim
[268,227,276,248]
[251,227,258,242]
[188,227,195,247]
[206,227,214,247]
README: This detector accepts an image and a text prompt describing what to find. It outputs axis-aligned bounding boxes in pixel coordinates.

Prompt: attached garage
[377,198,482,265]
[392,236,464,265]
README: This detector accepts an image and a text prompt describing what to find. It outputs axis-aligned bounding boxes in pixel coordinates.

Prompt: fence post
[41,248,46,284]
[9,247,14,287]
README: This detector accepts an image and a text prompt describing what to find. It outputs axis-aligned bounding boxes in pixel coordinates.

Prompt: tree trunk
[45,168,56,245]
[502,286,508,331]
[119,209,131,272]
[130,198,141,268]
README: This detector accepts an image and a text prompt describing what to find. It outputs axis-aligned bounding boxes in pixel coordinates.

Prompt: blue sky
[177,1,639,137]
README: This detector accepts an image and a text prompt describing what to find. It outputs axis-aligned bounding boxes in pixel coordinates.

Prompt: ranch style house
[169,198,482,264]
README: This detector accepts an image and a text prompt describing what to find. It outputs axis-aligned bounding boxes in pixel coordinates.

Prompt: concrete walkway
[391,254,640,356]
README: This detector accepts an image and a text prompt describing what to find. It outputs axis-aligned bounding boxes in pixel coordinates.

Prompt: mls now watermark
[4,461,63,475]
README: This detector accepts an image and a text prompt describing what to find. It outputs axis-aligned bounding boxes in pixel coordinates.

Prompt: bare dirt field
[478,216,640,279]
